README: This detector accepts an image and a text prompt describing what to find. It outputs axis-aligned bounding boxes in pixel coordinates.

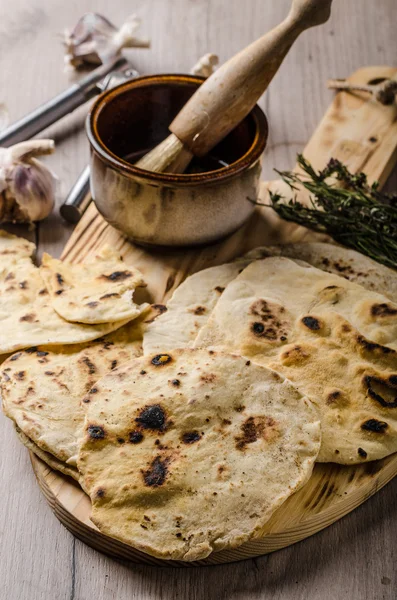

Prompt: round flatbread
[40,246,146,324]
[1,314,148,466]
[195,257,397,464]
[244,242,397,302]
[78,348,320,561]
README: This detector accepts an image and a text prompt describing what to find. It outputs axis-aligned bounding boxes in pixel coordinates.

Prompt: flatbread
[142,261,249,355]
[0,233,131,354]
[143,241,397,356]
[1,313,149,466]
[195,257,397,463]
[40,246,146,324]
[0,230,36,258]
[78,348,320,561]
[244,243,397,302]
[14,426,79,481]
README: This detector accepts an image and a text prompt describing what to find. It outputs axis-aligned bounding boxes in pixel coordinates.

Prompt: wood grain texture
[0,0,396,599]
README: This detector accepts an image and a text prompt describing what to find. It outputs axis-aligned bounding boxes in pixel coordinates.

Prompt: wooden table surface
[1,0,396,598]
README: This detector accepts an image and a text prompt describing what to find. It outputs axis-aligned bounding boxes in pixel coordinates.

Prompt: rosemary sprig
[269,155,397,269]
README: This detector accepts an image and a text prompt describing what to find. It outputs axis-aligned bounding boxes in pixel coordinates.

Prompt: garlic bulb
[63,13,150,70]
[190,54,219,78]
[0,140,56,223]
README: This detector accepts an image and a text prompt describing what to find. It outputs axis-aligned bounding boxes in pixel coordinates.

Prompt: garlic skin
[190,54,219,78]
[63,13,150,71]
[0,140,56,223]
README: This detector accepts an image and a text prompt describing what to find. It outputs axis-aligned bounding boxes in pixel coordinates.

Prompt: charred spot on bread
[364,375,397,408]
[129,430,144,444]
[356,335,394,356]
[100,293,120,300]
[142,456,169,487]
[235,416,278,450]
[19,313,36,323]
[181,431,202,444]
[136,404,166,431]
[249,300,289,341]
[151,354,172,366]
[370,303,397,318]
[358,447,367,459]
[80,356,97,375]
[86,301,99,308]
[301,316,321,331]
[101,270,132,282]
[361,419,388,433]
[87,425,105,439]
[252,322,265,335]
[144,304,167,324]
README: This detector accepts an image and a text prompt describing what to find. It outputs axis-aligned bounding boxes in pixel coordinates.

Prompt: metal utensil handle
[0,56,128,147]
[60,166,91,224]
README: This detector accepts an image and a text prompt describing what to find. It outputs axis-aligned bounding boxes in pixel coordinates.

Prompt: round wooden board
[31,451,397,567]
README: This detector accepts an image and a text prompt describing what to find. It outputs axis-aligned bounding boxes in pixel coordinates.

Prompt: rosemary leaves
[269,155,397,269]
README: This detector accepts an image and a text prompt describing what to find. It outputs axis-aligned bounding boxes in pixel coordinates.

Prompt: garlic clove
[63,13,150,71]
[0,139,56,223]
[190,54,219,78]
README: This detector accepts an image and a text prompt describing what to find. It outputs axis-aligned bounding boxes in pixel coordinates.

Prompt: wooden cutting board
[30,65,397,566]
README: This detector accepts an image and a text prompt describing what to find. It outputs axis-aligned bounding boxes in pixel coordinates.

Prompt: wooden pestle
[136,0,333,174]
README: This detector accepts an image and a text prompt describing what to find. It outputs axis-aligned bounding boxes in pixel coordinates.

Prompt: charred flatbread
[1,314,148,466]
[40,246,146,324]
[195,257,397,463]
[78,348,320,561]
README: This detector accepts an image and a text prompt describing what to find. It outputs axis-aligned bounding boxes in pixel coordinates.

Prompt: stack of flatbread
[0,230,149,478]
[1,230,397,561]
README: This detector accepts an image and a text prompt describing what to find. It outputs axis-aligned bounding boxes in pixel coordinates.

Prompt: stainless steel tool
[59,66,140,223]
[0,56,130,147]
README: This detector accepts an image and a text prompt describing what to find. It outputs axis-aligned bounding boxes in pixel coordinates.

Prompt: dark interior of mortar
[95,78,258,174]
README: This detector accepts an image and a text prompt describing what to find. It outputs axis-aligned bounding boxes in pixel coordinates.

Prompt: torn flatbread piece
[1,314,148,466]
[40,246,146,324]
[0,234,131,354]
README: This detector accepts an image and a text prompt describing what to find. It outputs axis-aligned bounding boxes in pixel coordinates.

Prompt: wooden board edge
[30,451,397,567]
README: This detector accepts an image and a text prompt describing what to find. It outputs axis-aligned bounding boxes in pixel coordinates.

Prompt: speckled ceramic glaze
[87,74,268,247]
